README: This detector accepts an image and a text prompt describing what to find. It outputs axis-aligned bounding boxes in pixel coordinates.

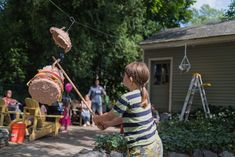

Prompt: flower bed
[94,106,235,156]
[158,106,235,154]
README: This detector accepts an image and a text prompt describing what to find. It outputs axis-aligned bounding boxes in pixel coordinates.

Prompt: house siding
[144,42,235,112]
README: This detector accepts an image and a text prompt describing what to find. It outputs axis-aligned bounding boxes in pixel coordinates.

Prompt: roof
[140,20,235,45]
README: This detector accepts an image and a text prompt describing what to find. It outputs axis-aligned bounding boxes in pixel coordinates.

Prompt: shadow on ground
[0,126,119,157]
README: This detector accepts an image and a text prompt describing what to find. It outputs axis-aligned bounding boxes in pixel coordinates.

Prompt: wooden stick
[52,56,94,115]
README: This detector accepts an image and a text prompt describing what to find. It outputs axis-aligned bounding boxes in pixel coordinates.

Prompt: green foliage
[144,0,195,28]
[0,0,7,11]
[158,107,235,153]
[0,48,28,83]
[95,133,127,153]
[190,4,224,25]
[224,0,235,20]
[94,107,235,154]
[0,0,195,99]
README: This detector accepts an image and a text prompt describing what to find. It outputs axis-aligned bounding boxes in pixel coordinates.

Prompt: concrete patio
[0,125,119,157]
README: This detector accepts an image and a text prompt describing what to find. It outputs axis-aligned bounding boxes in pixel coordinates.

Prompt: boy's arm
[94,112,122,130]
[95,95,128,123]
[94,95,128,130]
[102,117,123,129]
[93,111,116,123]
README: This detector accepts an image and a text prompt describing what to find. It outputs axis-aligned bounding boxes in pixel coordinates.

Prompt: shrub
[158,107,235,154]
[94,107,235,154]
[94,133,127,153]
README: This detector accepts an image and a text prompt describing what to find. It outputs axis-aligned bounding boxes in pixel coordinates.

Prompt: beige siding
[144,42,235,112]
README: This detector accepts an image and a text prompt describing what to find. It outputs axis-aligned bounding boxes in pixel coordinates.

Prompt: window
[153,63,169,85]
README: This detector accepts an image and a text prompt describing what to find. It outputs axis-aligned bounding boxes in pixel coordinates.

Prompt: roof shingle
[140,20,235,45]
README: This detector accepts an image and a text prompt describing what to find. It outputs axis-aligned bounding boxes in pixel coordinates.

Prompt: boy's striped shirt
[112,89,159,148]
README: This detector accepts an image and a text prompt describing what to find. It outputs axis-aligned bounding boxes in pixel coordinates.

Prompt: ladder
[180,73,211,121]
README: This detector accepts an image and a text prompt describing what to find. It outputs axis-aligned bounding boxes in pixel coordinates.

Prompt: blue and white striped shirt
[112,89,159,148]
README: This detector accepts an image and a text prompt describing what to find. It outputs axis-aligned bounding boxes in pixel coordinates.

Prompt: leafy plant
[0,0,195,100]
[95,133,127,154]
[158,107,235,154]
[224,0,235,20]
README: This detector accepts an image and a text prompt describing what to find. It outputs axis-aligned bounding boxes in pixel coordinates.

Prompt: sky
[192,0,232,10]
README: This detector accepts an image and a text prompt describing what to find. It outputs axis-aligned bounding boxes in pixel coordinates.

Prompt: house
[140,20,235,113]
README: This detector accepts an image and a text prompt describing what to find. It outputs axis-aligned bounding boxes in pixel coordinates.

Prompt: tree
[0,0,195,100]
[189,4,224,25]
[144,0,195,28]
[0,0,7,11]
[224,0,235,20]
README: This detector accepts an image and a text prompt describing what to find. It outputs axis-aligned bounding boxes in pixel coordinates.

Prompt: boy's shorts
[92,102,102,114]
[127,137,163,157]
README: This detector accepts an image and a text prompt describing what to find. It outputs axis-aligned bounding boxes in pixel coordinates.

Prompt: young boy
[93,62,163,157]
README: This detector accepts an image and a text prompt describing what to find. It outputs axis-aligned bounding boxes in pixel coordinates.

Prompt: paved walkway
[0,125,119,157]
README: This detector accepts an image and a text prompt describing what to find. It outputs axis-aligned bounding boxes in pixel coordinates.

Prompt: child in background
[93,62,163,157]
[60,101,71,133]
[37,103,47,128]
[40,104,47,115]
[81,95,92,127]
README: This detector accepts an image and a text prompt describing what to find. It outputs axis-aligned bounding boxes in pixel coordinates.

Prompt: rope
[179,44,191,72]
[48,0,118,38]
[48,0,70,18]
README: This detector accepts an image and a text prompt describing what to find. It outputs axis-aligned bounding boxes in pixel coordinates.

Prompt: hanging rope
[48,0,118,38]
[179,44,191,72]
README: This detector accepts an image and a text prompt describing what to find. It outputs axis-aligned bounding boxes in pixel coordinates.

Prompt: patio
[0,125,119,157]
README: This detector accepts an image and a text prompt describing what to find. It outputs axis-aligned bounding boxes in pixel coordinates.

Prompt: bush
[158,107,235,154]
[94,133,127,154]
[94,107,235,154]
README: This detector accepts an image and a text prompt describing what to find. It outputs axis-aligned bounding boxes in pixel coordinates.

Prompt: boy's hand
[96,122,105,130]
[102,121,112,129]
[93,115,105,130]
[93,115,99,124]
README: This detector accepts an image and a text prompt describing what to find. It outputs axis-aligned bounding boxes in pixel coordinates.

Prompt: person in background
[87,78,106,116]
[3,90,18,106]
[38,103,47,128]
[60,101,71,133]
[2,90,22,119]
[40,103,47,115]
[80,95,92,127]
[70,99,81,125]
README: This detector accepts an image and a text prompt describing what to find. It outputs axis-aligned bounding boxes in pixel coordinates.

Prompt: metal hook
[66,16,75,32]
